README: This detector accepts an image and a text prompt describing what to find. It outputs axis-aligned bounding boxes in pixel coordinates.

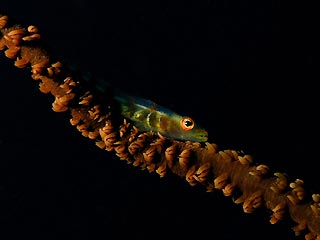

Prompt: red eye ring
[180,117,195,131]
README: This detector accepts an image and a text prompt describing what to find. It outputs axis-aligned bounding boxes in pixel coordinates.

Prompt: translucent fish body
[114,94,208,142]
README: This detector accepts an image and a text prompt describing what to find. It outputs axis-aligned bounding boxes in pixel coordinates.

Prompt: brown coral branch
[1,13,319,239]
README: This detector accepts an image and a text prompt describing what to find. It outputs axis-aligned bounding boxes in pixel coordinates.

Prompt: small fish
[92,77,208,142]
[66,66,208,142]
[114,93,208,142]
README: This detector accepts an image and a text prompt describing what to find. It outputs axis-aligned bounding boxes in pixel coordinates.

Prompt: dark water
[0,1,318,239]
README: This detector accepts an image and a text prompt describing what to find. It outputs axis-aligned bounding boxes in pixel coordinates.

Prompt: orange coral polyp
[1,13,320,240]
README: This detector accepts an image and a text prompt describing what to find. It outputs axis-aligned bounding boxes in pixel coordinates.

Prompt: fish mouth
[197,135,208,142]
[196,130,209,142]
[191,131,208,142]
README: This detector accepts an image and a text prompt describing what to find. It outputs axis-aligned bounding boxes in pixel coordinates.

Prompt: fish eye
[180,117,195,131]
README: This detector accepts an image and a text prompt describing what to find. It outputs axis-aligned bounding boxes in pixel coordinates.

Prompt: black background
[0,1,318,239]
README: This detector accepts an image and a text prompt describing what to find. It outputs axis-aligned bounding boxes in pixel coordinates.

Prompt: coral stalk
[1,13,319,239]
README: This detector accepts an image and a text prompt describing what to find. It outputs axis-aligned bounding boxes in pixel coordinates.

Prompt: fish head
[160,115,208,142]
